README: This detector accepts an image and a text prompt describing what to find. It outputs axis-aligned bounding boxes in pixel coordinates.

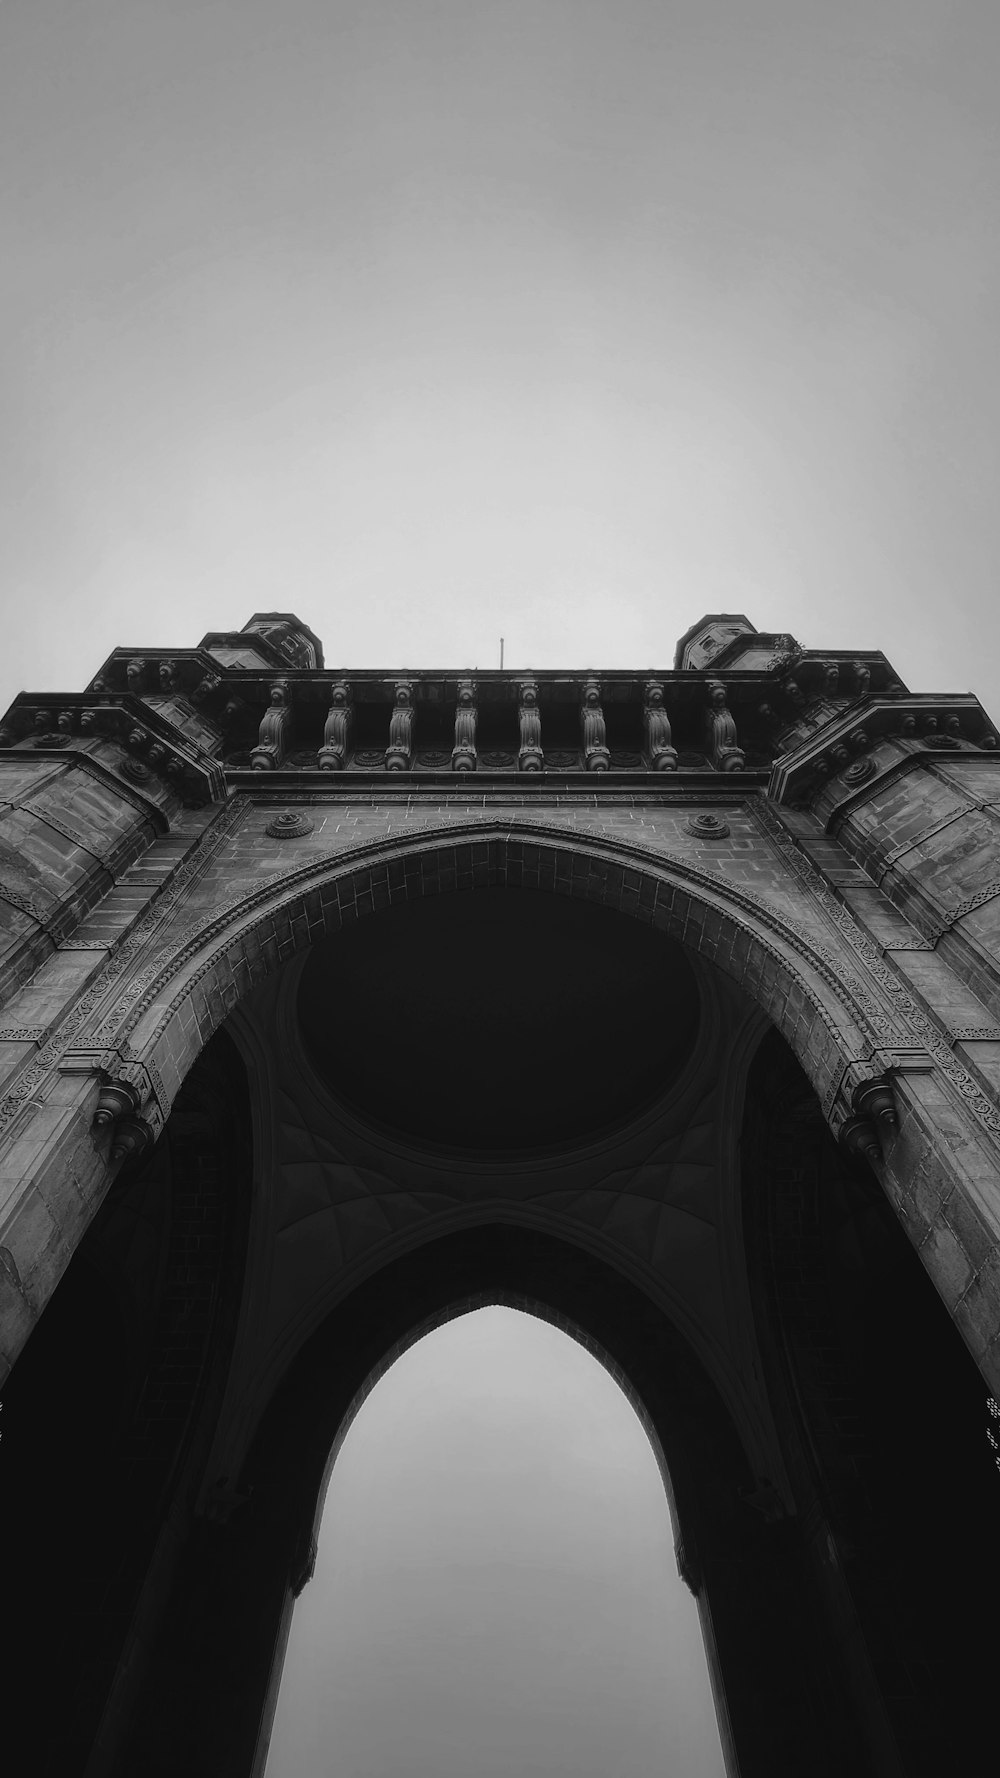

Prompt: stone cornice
[768,694,997,807]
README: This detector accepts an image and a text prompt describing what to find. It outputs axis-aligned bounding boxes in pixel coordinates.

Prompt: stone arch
[122,819,877,1136]
[109,1222,875,1778]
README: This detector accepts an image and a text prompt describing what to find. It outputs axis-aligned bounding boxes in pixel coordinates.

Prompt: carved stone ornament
[842,755,877,786]
[120,753,152,783]
[642,680,678,771]
[264,811,314,839]
[818,660,841,699]
[851,660,871,698]
[386,681,415,771]
[92,1075,153,1164]
[191,672,222,707]
[251,679,292,771]
[480,750,515,769]
[318,682,352,772]
[545,750,579,769]
[839,1075,897,1168]
[580,677,611,772]
[415,750,451,769]
[352,750,385,769]
[452,678,477,772]
[110,1117,155,1166]
[126,658,147,694]
[839,1114,883,1168]
[517,680,543,772]
[685,813,731,839]
[853,1078,898,1134]
[704,681,745,773]
[158,658,180,693]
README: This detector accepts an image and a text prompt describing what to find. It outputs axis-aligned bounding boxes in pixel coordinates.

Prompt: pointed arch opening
[262,1303,729,1778]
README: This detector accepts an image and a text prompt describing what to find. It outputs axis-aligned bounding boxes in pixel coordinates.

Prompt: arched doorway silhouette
[262,1304,728,1778]
[108,1220,879,1777]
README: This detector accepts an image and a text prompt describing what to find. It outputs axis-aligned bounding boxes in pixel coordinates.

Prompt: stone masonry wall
[1,776,1000,1409]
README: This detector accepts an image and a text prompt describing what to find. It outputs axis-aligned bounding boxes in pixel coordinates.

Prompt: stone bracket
[836,1072,899,1169]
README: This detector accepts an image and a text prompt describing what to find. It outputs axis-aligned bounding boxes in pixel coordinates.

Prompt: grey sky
[265,1307,725,1778]
[2,2,1000,718]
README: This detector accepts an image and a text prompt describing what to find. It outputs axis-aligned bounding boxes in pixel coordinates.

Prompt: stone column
[318,683,352,771]
[517,680,543,772]
[705,680,745,772]
[250,680,292,771]
[580,677,610,772]
[452,679,477,772]
[642,680,678,771]
[386,681,414,771]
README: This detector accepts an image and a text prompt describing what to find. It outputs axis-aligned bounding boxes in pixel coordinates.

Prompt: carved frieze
[386,681,415,771]
[318,682,353,772]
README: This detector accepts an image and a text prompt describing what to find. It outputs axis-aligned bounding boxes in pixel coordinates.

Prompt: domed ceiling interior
[297,888,701,1154]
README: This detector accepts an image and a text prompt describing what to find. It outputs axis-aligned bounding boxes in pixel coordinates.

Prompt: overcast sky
[2,2,1000,719]
[265,1308,725,1778]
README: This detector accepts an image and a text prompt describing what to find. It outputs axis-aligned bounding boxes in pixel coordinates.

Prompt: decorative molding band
[948,880,1000,924]
[0,884,41,920]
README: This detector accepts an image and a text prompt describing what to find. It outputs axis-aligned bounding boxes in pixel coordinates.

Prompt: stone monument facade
[2,611,999,1775]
